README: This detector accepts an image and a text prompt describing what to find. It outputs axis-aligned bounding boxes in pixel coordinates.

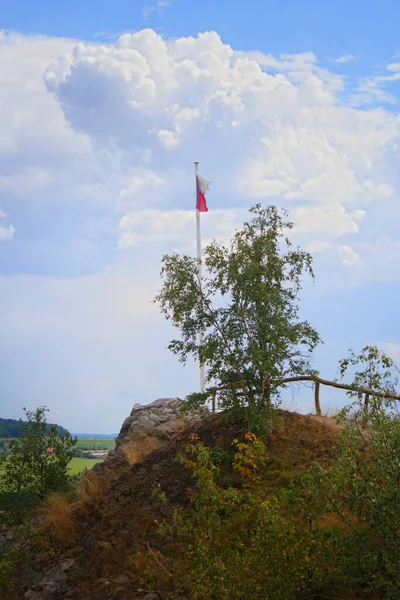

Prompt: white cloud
[2,28,400,429]
[143,0,171,19]
[117,169,166,213]
[43,29,400,263]
[331,54,356,64]
[352,60,400,105]
[0,224,15,242]
[305,241,331,253]
[338,244,359,266]
[379,342,400,362]
[0,209,15,241]
[293,205,366,238]
[118,209,242,249]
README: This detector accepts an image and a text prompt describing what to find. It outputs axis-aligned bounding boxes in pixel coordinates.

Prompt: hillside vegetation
[11,406,398,600]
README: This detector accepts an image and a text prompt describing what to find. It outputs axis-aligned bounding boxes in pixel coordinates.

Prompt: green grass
[68,457,104,475]
[74,438,115,450]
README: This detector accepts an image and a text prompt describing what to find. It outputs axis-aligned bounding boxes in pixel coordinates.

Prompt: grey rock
[115,397,207,447]
[143,593,160,600]
[149,397,181,407]
[130,403,143,414]
[24,559,75,599]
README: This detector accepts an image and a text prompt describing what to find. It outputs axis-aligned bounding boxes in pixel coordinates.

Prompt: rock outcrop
[115,397,206,447]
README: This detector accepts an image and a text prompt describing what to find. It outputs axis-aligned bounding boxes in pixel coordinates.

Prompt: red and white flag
[196,173,211,212]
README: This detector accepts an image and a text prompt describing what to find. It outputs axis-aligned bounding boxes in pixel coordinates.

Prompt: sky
[1,0,400,433]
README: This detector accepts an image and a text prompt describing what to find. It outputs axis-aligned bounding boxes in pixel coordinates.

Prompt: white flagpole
[194,161,206,394]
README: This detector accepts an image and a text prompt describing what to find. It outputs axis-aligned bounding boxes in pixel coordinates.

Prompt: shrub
[0,406,76,525]
[39,492,76,543]
[144,433,340,600]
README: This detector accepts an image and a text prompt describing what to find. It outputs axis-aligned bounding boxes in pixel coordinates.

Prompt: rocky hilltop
[115,397,206,448]
[20,406,342,600]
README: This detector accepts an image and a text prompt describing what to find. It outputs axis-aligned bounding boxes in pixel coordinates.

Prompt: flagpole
[194,161,206,394]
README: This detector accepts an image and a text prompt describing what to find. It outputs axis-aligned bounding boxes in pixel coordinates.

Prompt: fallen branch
[277,375,400,401]
[208,374,400,415]
[146,541,173,578]
[211,375,400,402]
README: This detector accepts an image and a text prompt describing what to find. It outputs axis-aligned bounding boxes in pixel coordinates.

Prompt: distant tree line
[0,417,68,439]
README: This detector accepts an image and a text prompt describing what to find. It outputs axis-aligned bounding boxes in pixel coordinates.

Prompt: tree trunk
[314,381,321,416]
[261,377,271,408]
[212,390,217,413]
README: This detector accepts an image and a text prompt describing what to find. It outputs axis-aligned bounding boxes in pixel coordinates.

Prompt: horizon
[1,1,400,433]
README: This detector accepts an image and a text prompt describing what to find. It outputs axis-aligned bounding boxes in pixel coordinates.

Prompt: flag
[196,173,211,212]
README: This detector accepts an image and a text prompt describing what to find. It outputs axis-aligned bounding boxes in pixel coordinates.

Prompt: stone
[143,593,160,600]
[24,559,75,599]
[149,397,180,407]
[115,397,207,448]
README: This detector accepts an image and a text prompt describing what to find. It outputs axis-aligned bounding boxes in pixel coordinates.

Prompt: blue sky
[1,0,400,432]
[2,0,400,63]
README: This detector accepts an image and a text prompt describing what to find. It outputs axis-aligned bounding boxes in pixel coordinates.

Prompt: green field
[0,457,102,478]
[68,457,104,474]
[74,438,116,450]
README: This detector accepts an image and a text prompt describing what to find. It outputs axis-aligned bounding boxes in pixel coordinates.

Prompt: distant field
[68,457,104,474]
[1,437,116,449]
[0,456,103,476]
[74,437,116,450]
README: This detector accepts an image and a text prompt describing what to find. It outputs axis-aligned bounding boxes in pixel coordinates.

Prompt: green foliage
[338,345,398,419]
[150,434,339,600]
[208,446,229,466]
[231,431,268,481]
[314,408,400,597]
[0,406,76,523]
[156,204,321,425]
[146,403,400,599]
[151,483,167,503]
[280,347,400,598]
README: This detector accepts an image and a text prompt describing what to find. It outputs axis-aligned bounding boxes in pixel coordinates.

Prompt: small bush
[39,492,76,543]
[140,433,340,600]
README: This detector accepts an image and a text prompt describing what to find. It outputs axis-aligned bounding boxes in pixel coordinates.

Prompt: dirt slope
[21,411,341,600]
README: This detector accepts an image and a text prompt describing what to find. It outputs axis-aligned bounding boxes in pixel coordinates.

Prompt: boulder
[115,397,206,448]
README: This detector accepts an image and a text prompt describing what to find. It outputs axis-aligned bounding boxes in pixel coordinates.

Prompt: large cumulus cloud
[44,29,400,268]
[1,29,400,430]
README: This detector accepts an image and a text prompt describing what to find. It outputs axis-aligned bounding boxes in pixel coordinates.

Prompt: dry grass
[40,469,116,542]
[121,434,163,466]
[78,469,112,505]
[40,492,77,543]
[40,436,161,536]
[322,405,342,419]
